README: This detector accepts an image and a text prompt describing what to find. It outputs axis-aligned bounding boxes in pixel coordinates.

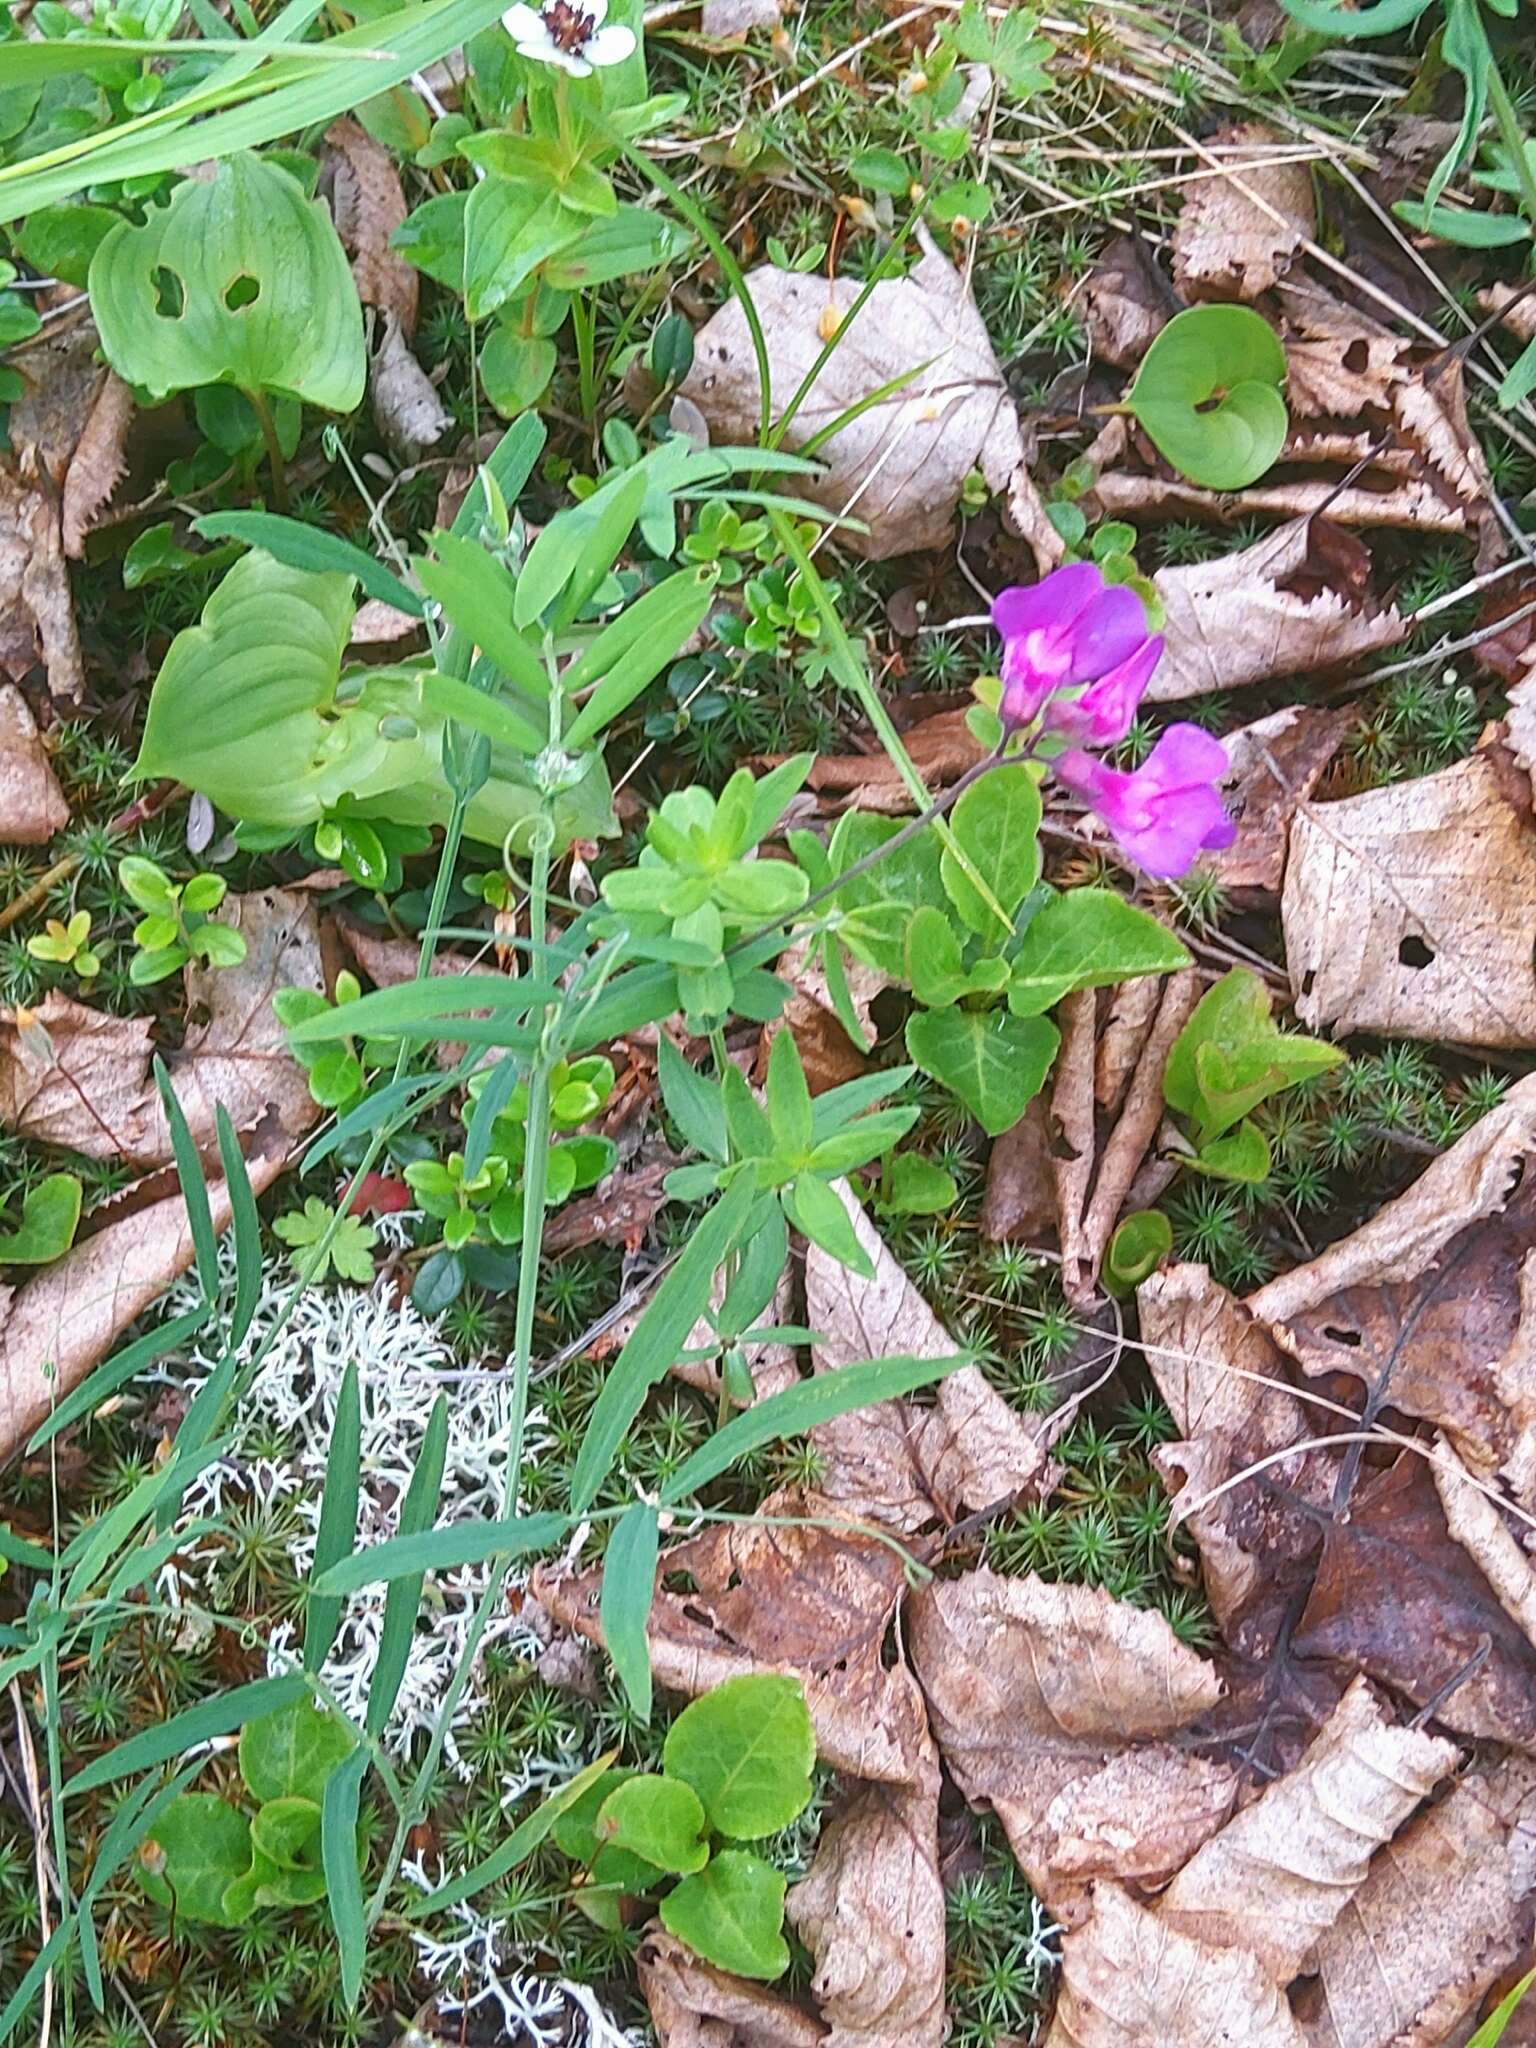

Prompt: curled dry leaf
[1298,1756,1536,2048]
[1282,748,1536,1048]
[678,241,1023,559]
[1172,122,1316,303]
[0,463,84,702]
[9,320,135,562]
[1043,1881,1307,2048]
[803,1182,1049,1527]
[1249,1071,1536,1498]
[0,886,325,1163]
[908,1568,1237,1925]
[371,311,452,461]
[1430,1437,1536,1656]
[1156,1676,1457,1982]
[786,1781,945,2048]
[0,682,67,844]
[321,119,417,332]
[1146,517,1406,703]
[1214,704,1355,895]
[638,1929,824,2048]
[0,1106,304,1459]
[535,1486,937,1787]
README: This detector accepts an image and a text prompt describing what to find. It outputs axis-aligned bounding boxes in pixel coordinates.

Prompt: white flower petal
[584,21,635,64]
[585,0,610,21]
[544,43,593,71]
[501,2,547,35]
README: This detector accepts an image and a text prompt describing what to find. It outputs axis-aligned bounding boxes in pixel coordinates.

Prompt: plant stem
[572,292,597,434]
[246,388,288,511]
[1488,59,1536,235]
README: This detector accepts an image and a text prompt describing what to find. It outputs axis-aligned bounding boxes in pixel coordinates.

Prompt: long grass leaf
[67,1674,309,1796]
[366,1396,449,1736]
[304,1359,361,1671]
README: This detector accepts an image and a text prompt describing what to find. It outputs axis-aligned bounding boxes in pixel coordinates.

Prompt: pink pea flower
[1054,724,1236,880]
[993,562,1159,734]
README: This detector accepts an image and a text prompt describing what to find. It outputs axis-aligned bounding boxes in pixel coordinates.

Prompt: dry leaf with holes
[1145,518,1406,702]
[803,1182,1049,1526]
[1297,1755,1536,2048]
[1172,122,1315,302]
[638,1930,825,2048]
[0,1104,305,1460]
[0,887,325,1163]
[0,683,67,844]
[1282,748,1536,1047]
[678,238,1023,558]
[908,1568,1238,1925]
[536,1486,937,1787]
[787,1781,945,2048]
[1044,1881,1307,2048]
[1156,1677,1456,1981]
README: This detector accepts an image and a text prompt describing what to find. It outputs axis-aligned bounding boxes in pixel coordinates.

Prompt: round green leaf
[238,1696,355,1806]
[88,152,365,410]
[1126,305,1288,491]
[660,1849,790,1981]
[137,1793,253,1928]
[661,1674,815,1840]
[596,1776,709,1875]
[250,1794,323,1872]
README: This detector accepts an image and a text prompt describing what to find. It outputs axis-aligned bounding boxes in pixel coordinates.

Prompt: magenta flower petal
[1042,636,1163,749]
[991,563,1105,646]
[1053,723,1233,880]
[1067,582,1159,682]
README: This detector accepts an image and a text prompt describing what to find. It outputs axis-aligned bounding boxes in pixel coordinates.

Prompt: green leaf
[463,178,581,320]
[784,1170,873,1278]
[1007,888,1189,1015]
[321,1749,365,2008]
[541,204,689,289]
[193,512,425,615]
[238,1696,356,1806]
[368,1396,448,1737]
[480,326,556,415]
[829,809,949,981]
[905,904,977,1009]
[573,1172,759,1512]
[136,1794,253,1928]
[1126,304,1288,491]
[1469,1964,1536,2047]
[1276,0,1431,29]
[882,1152,958,1216]
[0,1174,81,1265]
[250,1794,323,1872]
[1163,967,1343,1145]
[600,1502,659,1724]
[850,148,911,196]
[304,1359,360,1671]
[764,1027,813,1156]
[154,1058,217,1303]
[69,1674,309,1797]
[663,1674,815,1839]
[596,1775,708,1875]
[407,1751,618,1916]
[562,565,720,750]
[661,1849,790,1980]
[940,765,1042,940]
[315,1510,566,1594]
[657,1038,727,1163]
[88,152,364,409]
[660,1350,968,1501]
[905,1007,1059,1137]
[1104,1209,1173,1295]
[1193,1119,1272,1183]
[1394,200,1532,247]
[413,532,550,702]
[15,201,119,287]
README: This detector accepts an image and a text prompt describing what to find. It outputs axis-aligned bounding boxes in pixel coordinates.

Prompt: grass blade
[323,1747,369,2008]
[404,1750,617,1917]
[215,1106,261,1351]
[304,1359,361,1672]
[366,1396,449,1736]
[155,1058,216,1301]
[67,1674,309,1796]
[193,512,426,614]
[600,1503,658,1723]
[315,1511,567,1595]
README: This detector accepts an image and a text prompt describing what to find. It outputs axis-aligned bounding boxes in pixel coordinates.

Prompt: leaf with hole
[88,152,364,410]
[1125,304,1288,491]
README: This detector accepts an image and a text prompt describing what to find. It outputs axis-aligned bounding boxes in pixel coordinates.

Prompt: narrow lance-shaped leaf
[323,1747,369,2009]
[304,1359,361,1671]
[600,1503,659,1723]
[367,1395,449,1737]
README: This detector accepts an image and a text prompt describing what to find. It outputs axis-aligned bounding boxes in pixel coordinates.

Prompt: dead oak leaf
[1282,748,1536,1048]
[0,682,67,844]
[1156,1675,1457,1983]
[907,1568,1237,1925]
[803,1183,1048,1531]
[678,240,1023,559]
[1043,1881,1308,2048]
[1172,122,1316,302]
[1080,233,1180,369]
[8,321,135,562]
[638,1930,825,2048]
[786,1780,945,2048]
[1146,518,1406,703]
[1297,1755,1536,2048]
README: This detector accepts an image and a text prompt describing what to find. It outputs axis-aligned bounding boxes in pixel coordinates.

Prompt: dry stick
[1049,988,1097,1304]
[1094,970,1164,1114]
[1079,967,1202,1284]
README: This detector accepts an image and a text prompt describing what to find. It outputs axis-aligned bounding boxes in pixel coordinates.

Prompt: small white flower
[501,0,636,75]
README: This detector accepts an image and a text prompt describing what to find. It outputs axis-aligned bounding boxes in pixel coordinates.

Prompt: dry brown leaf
[349,596,423,647]
[701,0,780,31]
[1481,281,1536,348]
[1214,704,1355,895]
[799,708,987,811]
[1298,1756,1536,2048]
[803,1183,1048,1528]
[787,1781,944,2048]
[1079,233,1179,368]
[1095,975,1164,1114]
[1430,1437,1536,1654]
[321,119,417,332]
[0,1108,302,1458]
[9,320,134,561]
[0,683,67,844]
[370,312,452,461]
[1044,1881,1307,2048]
[637,1930,825,2048]
[0,464,84,701]
[678,240,1022,558]
[1156,1676,1457,1982]
[1146,518,1406,703]
[0,887,324,1163]
[1283,748,1536,1048]
[980,1096,1055,1244]
[908,1568,1237,1923]
[1172,122,1315,302]
[535,1487,937,1787]
[1139,1263,1334,1641]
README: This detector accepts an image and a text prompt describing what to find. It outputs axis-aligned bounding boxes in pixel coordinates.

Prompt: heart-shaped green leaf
[0,1174,81,1265]
[940,764,1042,941]
[1126,305,1288,491]
[1007,889,1188,1017]
[662,1674,815,1840]
[596,1775,709,1875]
[88,153,364,411]
[239,1697,355,1807]
[905,1007,1059,1137]
[137,1794,253,1928]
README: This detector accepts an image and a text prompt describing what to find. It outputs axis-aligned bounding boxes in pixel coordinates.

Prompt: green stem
[571,291,597,432]
[245,388,288,511]
[1488,58,1536,235]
